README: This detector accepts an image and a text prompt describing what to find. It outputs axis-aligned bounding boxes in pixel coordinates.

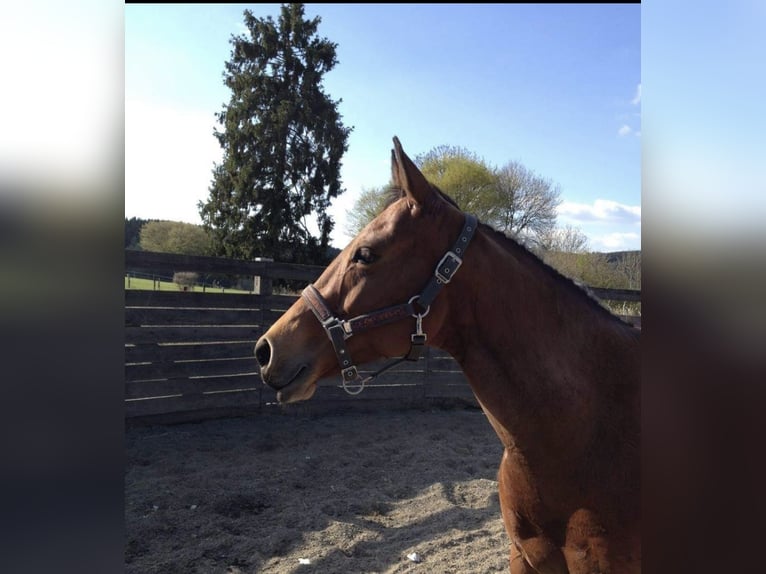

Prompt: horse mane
[477,221,639,331]
[383,183,636,331]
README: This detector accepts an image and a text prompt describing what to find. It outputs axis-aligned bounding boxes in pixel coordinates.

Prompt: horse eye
[352,247,377,265]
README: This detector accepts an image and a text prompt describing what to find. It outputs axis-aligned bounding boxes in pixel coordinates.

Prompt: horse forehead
[353,212,407,252]
[365,224,442,261]
[365,212,398,240]
[366,202,451,249]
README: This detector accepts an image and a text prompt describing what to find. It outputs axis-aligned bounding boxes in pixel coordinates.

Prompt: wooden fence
[125,250,640,423]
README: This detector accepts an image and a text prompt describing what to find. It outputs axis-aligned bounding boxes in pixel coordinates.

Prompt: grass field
[124,276,250,294]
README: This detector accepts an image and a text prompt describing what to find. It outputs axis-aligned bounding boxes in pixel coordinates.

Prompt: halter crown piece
[302,213,478,395]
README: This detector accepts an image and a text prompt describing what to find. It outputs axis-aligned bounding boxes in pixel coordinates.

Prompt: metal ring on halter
[342,373,372,395]
[408,295,431,318]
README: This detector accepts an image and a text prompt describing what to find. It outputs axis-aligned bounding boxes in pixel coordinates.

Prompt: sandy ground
[125,406,511,573]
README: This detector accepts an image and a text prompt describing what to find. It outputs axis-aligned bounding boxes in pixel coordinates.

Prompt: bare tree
[536,224,590,253]
[536,224,596,286]
[490,161,562,247]
[616,251,642,289]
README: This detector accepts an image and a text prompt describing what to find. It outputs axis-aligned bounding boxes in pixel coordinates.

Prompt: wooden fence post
[254,257,273,295]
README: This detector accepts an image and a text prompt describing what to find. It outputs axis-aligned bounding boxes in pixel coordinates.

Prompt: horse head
[254,137,470,403]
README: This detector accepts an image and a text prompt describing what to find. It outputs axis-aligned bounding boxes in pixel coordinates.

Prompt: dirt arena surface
[125,406,511,573]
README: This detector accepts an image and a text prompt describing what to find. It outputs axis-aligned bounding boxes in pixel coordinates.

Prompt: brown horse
[255,137,640,573]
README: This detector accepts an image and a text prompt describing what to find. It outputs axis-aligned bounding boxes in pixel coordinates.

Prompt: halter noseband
[301,213,478,395]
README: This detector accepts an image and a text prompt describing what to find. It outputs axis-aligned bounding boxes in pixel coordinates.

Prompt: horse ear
[391,136,435,206]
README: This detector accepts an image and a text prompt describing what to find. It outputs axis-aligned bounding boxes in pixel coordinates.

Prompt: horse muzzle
[254,336,316,403]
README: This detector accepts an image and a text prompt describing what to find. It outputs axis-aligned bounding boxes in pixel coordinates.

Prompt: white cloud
[558,199,641,225]
[631,83,641,106]
[614,84,641,139]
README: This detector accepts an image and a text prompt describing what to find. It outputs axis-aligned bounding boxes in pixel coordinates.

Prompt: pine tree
[199,4,352,264]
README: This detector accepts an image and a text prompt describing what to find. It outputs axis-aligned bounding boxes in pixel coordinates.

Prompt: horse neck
[434,226,640,465]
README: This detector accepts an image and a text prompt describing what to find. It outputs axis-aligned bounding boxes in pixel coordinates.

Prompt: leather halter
[301,213,478,395]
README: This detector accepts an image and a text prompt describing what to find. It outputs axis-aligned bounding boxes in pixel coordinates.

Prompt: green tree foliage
[139,221,213,256]
[415,145,496,219]
[344,186,390,237]
[199,4,352,264]
[125,217,153,250]
[415,146,561,247]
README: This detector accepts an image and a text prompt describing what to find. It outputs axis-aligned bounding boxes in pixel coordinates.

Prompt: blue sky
[126,4,641,252]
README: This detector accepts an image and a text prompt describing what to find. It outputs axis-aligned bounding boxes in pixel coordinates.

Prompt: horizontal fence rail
[126,249,325,283]
[125,250,640,423]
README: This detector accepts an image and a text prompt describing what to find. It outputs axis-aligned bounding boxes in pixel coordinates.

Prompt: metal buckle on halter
[323,317,353,340]
[435,251,463,284]
[342,365,359,382]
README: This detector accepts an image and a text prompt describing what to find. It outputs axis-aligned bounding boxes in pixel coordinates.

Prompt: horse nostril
[254,338,272,368]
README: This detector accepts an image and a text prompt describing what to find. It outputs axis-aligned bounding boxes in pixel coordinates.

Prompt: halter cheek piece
[302,213,478,395]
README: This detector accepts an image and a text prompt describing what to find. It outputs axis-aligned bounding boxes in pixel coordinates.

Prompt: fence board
[427,356,462,372]
[428,349,457,361]
[311,383,425,403]
[618,315,641,328]
[424,371,471,386]
[316,371,426,388]
[126,341,257,363]
[425,381,475,400]
[125,388,262,418]
[588,287,641,302]
[126,375,261,399]
[126,307,263,327]
[126,325,265,345]
[125,290,298,309]
[126,357,259,382]
[126,249,323,281]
